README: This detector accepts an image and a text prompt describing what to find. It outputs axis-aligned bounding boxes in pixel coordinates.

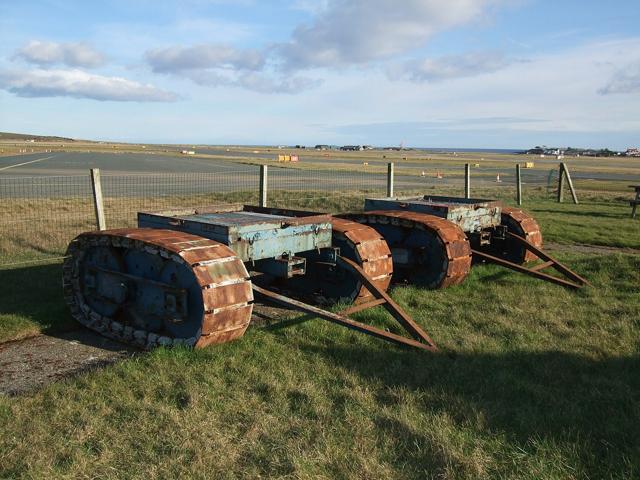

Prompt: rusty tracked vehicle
[63,205,437,351]
[270,196,589,290]
[62,197,587,353]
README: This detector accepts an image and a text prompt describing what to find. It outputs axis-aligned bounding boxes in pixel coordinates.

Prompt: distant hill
[0,132,77,142]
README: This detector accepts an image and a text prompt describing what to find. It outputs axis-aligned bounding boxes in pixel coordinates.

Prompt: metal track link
[500,206,543,263]
[329,217,393,302]
[62,228,253,349]
[343,211,472,289]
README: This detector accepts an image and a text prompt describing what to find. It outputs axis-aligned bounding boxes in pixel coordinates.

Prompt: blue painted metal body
[364,195,502,232]
[138,205,333,263]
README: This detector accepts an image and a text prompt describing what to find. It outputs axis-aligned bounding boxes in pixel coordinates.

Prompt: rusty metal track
[500,206,543,263]
[63,228,254,349]
[343,210,472,289]
[329,217,393,302]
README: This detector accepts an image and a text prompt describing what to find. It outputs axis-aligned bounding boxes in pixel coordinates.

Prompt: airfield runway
[0,151,636,199]
[0,151,464,198]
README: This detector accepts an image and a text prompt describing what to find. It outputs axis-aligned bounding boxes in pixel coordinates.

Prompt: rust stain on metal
[500,206,543,263]
[330,217,393,301]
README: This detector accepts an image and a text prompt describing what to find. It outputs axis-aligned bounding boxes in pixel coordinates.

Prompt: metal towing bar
[472,232,591,289]
[253,255,438,352]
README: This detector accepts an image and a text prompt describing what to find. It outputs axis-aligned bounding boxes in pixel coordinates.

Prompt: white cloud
[598,60,640,95]
[144,44,318,94]
[15,40,106,68]
[185,69,322,93]
[277,0,505,69]
[0,68,177,102]
[145,44,265,72]
[291,0,330,14]
[388,52,516,82]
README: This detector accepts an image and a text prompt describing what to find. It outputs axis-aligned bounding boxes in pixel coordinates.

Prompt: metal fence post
[387,162,394,197]
[516,163,522,206]
[464,163,471,199]
[90,168,107,230]
[259,164,268,207]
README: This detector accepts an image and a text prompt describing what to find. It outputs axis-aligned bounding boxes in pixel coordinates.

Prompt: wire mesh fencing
[0,166,388,267]
[0,175,96,266]
[1,161,637,267]
[268,166,387,212]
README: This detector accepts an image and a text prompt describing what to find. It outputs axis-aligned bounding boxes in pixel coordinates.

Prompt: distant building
[181,150,195,155]
[340,145,363,151]
[626,148,640,157]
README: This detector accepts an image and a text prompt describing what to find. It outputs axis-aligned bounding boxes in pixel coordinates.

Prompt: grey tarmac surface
[0,151,636,199]
[0,151,461,198]
[0,329,135,396]
[0,303,296,396]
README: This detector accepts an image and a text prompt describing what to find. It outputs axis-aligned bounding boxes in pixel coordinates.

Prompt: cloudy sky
[0,0,638,149]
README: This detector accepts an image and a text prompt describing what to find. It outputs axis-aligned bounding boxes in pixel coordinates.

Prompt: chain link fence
[1,162,637,267]
[0,166,388,267]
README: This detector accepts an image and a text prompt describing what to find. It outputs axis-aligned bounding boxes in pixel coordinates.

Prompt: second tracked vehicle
[63,204,437,352]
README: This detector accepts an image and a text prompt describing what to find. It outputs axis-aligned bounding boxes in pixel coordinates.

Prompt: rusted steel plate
[181,245,233,265]
[355,239,390,263]
[202,281,254,312]
[202,304,253,334]
[192,258,249,286]
[343,227,384,244]
[195,325,248,348]
[361,256,394,279]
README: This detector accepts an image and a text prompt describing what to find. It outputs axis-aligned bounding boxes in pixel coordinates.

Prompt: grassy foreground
[0,254,639,479]
[0,187,640,479]
[1,191,640,478]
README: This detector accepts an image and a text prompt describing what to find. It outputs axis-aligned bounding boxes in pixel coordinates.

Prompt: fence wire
[1,163,637,267]
[268,167,386,212]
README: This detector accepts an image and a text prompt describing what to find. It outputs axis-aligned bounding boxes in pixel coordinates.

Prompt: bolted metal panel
[364,195,502,232]
[138,205,333,262]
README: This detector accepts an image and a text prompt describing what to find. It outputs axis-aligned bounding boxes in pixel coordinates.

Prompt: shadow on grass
[299,342,640,477]
[0,263,77,338]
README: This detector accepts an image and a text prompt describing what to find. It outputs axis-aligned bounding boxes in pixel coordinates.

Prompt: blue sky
[0,0,638,149]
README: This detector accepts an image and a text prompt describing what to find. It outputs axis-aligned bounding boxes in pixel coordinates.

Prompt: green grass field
[1,188,639,479]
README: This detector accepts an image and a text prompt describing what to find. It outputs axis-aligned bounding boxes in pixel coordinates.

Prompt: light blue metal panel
[364,196,502,232]
[138,208,332,262]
